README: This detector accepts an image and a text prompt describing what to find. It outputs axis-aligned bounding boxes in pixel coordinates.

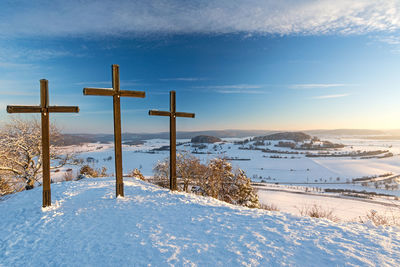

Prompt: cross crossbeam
[149,91,195,190]
[7,79,79,207]
[83,64,145,197]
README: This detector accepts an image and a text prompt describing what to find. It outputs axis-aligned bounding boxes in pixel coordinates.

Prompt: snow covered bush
[153,156,259,208]
[0,118,74,191]
[200,159,259,208]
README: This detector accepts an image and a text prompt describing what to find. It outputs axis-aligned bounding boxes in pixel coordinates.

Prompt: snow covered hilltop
[1,178,399,266]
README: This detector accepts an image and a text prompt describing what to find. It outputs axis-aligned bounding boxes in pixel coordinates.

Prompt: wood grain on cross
[149,91,195,190]
[7,79,79,207]
[83,64,145,197]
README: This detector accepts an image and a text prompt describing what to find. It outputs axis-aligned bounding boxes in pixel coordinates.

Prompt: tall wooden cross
[83,64,145,197]
[149,91,195,190]
[7,79,79,207]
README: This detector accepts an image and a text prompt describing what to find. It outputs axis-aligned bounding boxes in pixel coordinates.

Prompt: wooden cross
[83,64,145,197]
[7,79,79,207]
[149,91,195,190]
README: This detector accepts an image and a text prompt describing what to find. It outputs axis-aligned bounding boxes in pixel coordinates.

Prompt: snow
[257,188,399,222]
[1,177,400,266]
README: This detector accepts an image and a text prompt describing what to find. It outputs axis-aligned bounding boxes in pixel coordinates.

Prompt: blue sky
[1,0,400,133]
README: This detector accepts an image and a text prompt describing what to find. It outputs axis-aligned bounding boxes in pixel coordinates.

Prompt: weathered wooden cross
[83,64,145,197]
[7,79,79,207]
[149,91,195,190]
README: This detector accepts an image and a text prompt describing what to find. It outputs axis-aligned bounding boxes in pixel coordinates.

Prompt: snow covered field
[1,177,399,266]
[257,187,399,222]
[61,137,400,195]
[49,136,400,222]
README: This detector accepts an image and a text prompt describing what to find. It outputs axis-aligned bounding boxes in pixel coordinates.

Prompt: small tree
[0,118,74,190]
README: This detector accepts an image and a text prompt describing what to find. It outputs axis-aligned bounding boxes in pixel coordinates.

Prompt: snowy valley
[51,132,400,223]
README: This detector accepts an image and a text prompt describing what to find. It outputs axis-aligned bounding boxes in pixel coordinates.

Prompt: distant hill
[191,135,222,143]
[305,129,385,136]
[62,130,274,145]
[62,129,394,145]
[254,132,312,142]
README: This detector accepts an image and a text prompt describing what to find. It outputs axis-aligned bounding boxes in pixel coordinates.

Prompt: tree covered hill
[253,132,312,142]
[1,178,399,266]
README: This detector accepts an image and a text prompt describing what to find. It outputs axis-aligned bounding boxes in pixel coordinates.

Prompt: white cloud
[216,90,268,94]
[290,83,350,89]
[0,0,399,37]
[195,84,264,89]
[192,84,267,94]
[311,94,349,99]
[0,47,74,61]
[160,78,205,82]
[75,80,140,87]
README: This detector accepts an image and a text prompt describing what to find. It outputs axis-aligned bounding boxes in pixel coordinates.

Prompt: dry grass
[359,210,400,226]
[260,203,280,211]
[296,204,339,222]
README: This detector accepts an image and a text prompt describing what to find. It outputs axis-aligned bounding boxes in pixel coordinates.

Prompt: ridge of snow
[1,178,399,266]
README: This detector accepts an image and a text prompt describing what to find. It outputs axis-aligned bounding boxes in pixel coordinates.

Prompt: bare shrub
[152,160,169,188]
[359,210,399,226]
[296,204,339,222]
[63,170,74,181]
[128,168,145,181]
[177,152,204,192]
[79,165,108,178]
[260,203,280,211]
[80,165,98,177]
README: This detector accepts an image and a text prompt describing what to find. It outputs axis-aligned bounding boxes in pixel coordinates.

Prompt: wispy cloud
[0,47,75,61]
[160,78,205,82]
[378,35,400,45]
[195,84,263,89]
[83,108,149,115]
[190,84,267,94]
[374,34,400,54]
[290,83,350,89]
[0,62,36,69]
[216,90,268,94]
[193,84,267,94]
[0,1,399,37]
[75,80,141,87]
[311,94,349,99]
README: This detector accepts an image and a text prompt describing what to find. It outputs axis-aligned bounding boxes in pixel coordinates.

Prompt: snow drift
[1,178,399,266]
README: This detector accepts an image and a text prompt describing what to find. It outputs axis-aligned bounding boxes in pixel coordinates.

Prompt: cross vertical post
[41,79,51,207]
[170,91,177,190]
[112,65,123,197]
[83,64,145,197]
[7,79,79,207]
[149,91,195,191]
